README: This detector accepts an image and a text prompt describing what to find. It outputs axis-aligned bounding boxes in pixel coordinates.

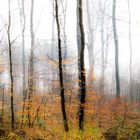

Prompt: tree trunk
[8,0,15,129]
[112,0,120,97]
[55,0,69,132]
[77,0,86,130]
[28,0,35,128]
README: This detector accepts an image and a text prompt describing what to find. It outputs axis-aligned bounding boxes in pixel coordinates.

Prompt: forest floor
[0,124,140,140]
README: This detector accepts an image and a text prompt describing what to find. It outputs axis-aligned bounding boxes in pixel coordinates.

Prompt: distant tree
[112,0,120,97]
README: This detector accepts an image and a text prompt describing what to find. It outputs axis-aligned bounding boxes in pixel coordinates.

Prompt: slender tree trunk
[112,0,120,98]
[28,0,34,128]
[55,0,69,132]
[8,0,15,129]
[77,0,86,130]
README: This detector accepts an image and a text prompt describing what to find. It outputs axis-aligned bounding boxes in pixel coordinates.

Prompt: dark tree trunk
[77,0,86,130]
[112,0,120,98]
[8,0,15,129]
[55,0,69,132]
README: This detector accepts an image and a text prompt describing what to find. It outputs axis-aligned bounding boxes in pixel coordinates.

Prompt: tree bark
[55,0,69,132]
[77,0,86,130]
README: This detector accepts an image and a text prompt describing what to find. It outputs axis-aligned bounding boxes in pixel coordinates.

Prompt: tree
[55,0,69,132]
[77,0,86,130]
[7,0,15,129]
[112,0,120,97]
[28,0,35,128]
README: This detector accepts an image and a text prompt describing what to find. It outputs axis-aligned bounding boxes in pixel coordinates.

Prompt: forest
[0,0,140,139]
